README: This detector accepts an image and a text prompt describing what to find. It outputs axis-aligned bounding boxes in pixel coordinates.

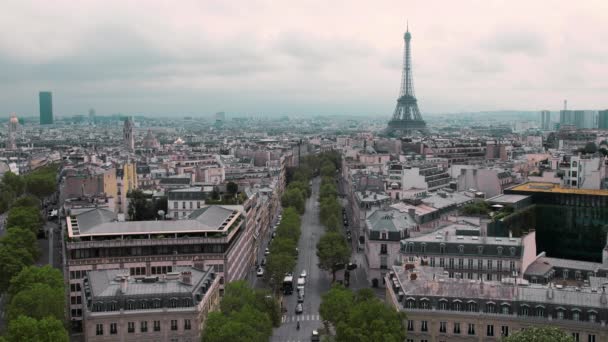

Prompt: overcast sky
[1,0,607,118]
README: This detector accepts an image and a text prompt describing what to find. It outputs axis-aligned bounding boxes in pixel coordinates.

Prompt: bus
[283,275,294,295]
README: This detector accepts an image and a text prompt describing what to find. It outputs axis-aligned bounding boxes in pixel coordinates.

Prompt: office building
[599,110,608,130]
[540,110,551,130]
[39,91,54,124]
[560,110,597,129]
[65,205,251,331]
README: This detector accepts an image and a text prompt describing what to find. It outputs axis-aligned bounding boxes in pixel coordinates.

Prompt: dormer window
[497,247,503,255]
[421,243,427,254]
[458,245,464,253]
[440,243,446,254]
[477,246,483,254]
[510,247,516,256]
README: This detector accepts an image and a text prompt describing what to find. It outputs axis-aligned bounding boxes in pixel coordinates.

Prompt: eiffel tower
[386,24,427,135]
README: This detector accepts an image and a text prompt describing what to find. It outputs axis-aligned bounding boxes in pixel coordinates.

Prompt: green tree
[1,227,39,262]
[7,283,65,321]
[503,326,574,342]
[8,265,64,297]
[11,195,40,209]
[0,186,16,213]
[281,188,305,214]
[127,189,154,221]
[2,171,25,196]
[226,181,239,197]
[269,237,297,258]
[4,315,68,342]
[219,281,281,327]
[317,232,350,282]
[265,252,296,293]
[319,285,354,327]
[24,173,56,198]
[0,246,34,292]
[336,299,406,342]
[6,206,43,234]
[203,311,269,342]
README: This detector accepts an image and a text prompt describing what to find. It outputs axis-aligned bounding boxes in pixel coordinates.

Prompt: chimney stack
[182,271,192,285]
[120,277,128,294]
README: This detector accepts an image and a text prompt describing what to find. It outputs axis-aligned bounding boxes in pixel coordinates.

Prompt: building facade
[82,266,220,342]
[386,265,608,342]
[65,205,248,331]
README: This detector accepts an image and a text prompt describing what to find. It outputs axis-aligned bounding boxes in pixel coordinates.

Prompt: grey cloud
[274,31,372,69]
[480,30,546,56]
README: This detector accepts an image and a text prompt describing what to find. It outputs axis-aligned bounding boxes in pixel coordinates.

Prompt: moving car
[295,303,303,314]
[256,267,264,277]
[264,248,270,256]
[261,258,266,266]
[311,330,320,342]
[297,276,306,287]
[297,292,304,303]
[300,269,307,278]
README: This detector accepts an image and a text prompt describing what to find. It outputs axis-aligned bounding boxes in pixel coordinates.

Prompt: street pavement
[271,177,331,342]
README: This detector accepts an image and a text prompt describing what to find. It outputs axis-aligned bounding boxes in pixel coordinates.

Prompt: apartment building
[83,266,220,342]
[386,265,608,342]
[167,186,212,219]
[399,225,536,282]
[386,162,451,196]
[64,205,248,332]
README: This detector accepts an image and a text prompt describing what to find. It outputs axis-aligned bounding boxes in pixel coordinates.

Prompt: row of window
[406,320,598,341]
[91,297,194,312]
[427,256,517,271]
[70,243,227,259]
[404,298,599,322]
[95,319,192,335]
[403,242,517,256]
[172,201,203,210]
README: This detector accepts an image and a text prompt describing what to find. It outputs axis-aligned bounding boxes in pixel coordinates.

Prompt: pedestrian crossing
[281,313,321,323]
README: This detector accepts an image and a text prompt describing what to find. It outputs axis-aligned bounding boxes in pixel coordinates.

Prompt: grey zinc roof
[70,206,238,237]
[526,256,603,274]
[487,194,530,204]
[367,209,416,233]
[88,267,210,298]
[74,208,118,230]
[394,266,608,309]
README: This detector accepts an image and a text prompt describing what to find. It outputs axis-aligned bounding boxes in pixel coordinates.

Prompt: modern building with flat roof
[65,205,251,332]
[505,182,608,262]
[82,266,220,342]
[39,91,53,124]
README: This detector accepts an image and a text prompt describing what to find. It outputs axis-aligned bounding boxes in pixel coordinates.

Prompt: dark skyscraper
[599,110,608,130]
[39,91,53,124]
[386,24,427,136]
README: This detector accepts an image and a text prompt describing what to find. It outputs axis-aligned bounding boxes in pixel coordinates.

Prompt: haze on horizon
[1,0,607,118]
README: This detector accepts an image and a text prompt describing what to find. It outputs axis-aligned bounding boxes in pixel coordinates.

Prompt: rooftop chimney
[181,271,192,285]
[120,277,128,294]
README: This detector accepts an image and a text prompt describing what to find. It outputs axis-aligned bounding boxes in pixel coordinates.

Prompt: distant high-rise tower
[540,110,551,130]
[599,110,608,130]
[386,24,427,136]
[123,117,135,151]
[39,91,53,125]
[7,113,18,149]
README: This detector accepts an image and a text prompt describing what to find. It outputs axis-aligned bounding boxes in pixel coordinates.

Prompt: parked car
[295,303,303,314]
[311,330,320,342]
[257,267,264,277]
[264,248,270,256]
[347,262,358,270]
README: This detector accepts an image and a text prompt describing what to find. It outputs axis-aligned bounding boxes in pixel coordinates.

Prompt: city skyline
[1,0,607,117]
